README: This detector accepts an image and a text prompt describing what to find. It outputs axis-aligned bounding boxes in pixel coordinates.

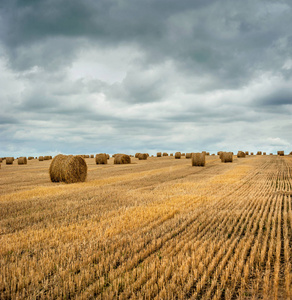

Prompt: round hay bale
[192,153,205,166]
[256,151,262,155]
[221,152,233,163]
[44,156,50,160]
[237,151,246,158]
[270,153,273,155]
[263,152,266,155]
[157,152,162,157]
[39,156,44,161]
[135,153,140,158]
[114,154,131,164]
[206,152,210,156]
[0,158,2,163]
[181,153,185,156]
[245,151,249,155]
[95,153,107,164]
[163,152,168,156]
[277,151,284,156]
[250,152,254,155]
[289,151,292,155]
[186,153,192,159]
[84,155,90,158]
[170,153,173,156]
[28,157,34,160]
[90,155,94,158]
[6,157,14,165]
[138,153,147,160]
[49,154,87,184]
[106,154,110,159]
[18,157,27,165]
[175,152,181,159]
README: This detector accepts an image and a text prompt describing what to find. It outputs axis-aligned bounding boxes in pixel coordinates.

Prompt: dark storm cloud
[258,88,292,106]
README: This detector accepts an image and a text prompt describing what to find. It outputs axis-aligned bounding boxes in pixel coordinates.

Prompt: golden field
[0,155,292,299]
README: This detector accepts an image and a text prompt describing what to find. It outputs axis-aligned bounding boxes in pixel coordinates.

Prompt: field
[0,155,292,299]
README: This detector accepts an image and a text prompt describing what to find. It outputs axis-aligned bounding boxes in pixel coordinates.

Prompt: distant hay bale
[114,154,131,164]
[95,153,107,164]
[270,153,273,155]
[256,151,262,155]
[186,153,192,159]
[135,153,140,158]
[181,153,185,156]
[250,152,254,155]
[28,157,34,160]
[245,151,249,155]
[84,155,89,158]
[277,151,284,156]
[106,154,110,159]
[192,153,205,166]
[221,152,233,163]
[289,151,292,155]
[237,151,246,158]
[18,157,27,165]
[219,152,224,160]
[175,152,181,159]
[170,153,173,156]
[138,153,147,160]
[0,158,2,163]
[44,156,50,160]
[39,156,44,161]
[49,154,87,184]
[90,155,94,158]
[163,152,168,156]
[6,157,14,165]
[263,152,266,155]
[157,152,162,157]
[206,152,210,156]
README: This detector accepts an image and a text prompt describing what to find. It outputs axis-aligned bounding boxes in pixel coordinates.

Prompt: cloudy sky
[0,0,292,157]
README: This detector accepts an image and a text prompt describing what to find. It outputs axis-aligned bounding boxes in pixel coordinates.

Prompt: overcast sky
[0,0,292,157]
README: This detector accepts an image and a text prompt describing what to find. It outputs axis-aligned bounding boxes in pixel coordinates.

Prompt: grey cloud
[258,88,292,106]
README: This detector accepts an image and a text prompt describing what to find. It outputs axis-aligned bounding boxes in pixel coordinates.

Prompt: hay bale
[250,152,254,155]
[95,153,107,164]
[289,151,292,155]
[263,152,266,155]
[6,157,14,165]
[256,151,262,155]
[44,156,50,160]
[245,151,249,155]
[106,154,110,159]
[0,158,2,163]
[114,154,131,164]
[135,153,140,158]
[84,155,90,158]
[175,152,181,159]
[219,152,224,160]
[181,153,185,156]
[49,154,87,183]
[90,155,94,158]
[157,152,162,157]
[163,152,168,156]
[192,153,205,166]
[39,156,44,161]
[206,152,210,156]
[28,157,34,160]
[221,152,233,163]
[138,153,147,160]
[237,151,246,158]
[170,153,173,156]
[18,157,27,165]
[186,153,192,159]
[277,151,284,156]
[270,153,273,155]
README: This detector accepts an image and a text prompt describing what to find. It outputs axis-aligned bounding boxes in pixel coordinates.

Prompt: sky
[0,0,292,157]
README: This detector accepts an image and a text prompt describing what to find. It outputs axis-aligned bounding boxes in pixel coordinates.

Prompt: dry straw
[90,155,94,158]
[263,152,266,155]
[237,151,246,158]
[163,152,168,156]
[114,154,131,164]
[18,157,27,165]
[170,153,173,156]
[175,152,181,159]
[221,152,233,163]
[106,154,110,159]
[6,157,14,165]
[256,151,262,155]
[39,156,44,161]
[157,152,162,157]
[192,153,205,166]
[44,156,51,160]
[277,151,284,156]
[138,153,148,160]
[95,153,107,164]
[245,151,249,155]
[28,157,34,160]
[135,153,140,158]
[250,152,254,155]
[49,154,87,184]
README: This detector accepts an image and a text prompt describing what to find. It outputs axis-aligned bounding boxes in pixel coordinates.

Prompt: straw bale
[18,157,27,165]
[221,152,233,163]
[237,151,246,158]
[49,154,87,183]
[138,153,147,160]
[114,154,131,164]
[95,153,107,164]
[192,153,205,166]
[175,152,181,159]
[277,151,284,156]
[6,157,14,164]
[163,152,168,156]
[157,152,162,157]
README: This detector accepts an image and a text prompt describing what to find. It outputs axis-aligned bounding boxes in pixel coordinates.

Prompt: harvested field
[0,155,292,299]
